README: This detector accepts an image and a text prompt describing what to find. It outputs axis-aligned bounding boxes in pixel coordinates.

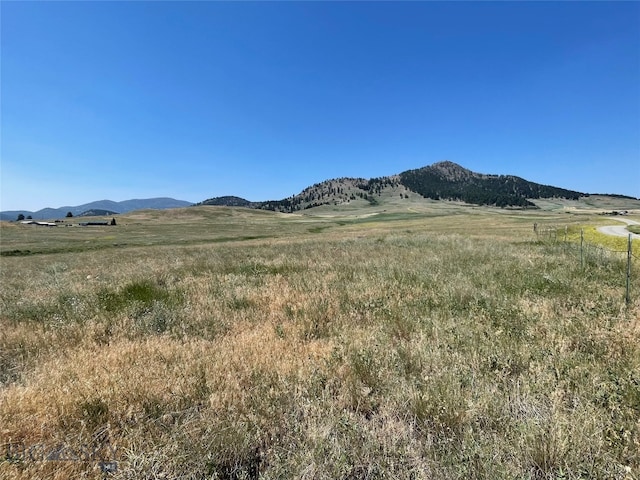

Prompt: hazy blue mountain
[1,198,192,221]
[117,198,194,211]
[78,209,120,217]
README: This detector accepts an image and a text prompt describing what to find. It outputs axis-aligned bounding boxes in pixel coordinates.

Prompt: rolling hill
[399,161,583,207]
[199,161,588,213]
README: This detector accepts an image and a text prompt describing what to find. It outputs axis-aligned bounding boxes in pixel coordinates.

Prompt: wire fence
[534,223,637,305]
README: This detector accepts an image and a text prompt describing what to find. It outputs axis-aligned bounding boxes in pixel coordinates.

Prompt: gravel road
[597,218,640,239]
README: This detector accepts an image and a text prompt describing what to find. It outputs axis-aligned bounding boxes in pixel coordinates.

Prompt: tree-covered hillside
[196,196,257,207]
[191,161,588,213]
[399,161,583,207]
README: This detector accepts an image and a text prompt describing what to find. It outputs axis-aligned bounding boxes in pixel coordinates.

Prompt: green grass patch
[96,279,184,334]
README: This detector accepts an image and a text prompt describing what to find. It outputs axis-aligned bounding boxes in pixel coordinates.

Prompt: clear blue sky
[2,1,639,212]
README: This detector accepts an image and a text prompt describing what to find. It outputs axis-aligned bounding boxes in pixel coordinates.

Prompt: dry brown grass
[1,209,639,479]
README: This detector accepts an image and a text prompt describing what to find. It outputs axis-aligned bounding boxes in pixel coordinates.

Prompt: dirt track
[597,217,640,239]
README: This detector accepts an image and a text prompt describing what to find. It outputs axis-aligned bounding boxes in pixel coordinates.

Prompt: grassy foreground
[1,207,638,479]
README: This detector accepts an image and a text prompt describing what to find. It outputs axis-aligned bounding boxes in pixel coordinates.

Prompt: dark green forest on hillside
[196,162,586,212]
[399,167,583,207]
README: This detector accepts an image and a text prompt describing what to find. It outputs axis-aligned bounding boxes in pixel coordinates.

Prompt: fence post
[580,229,584,269]
[627,234,632,305]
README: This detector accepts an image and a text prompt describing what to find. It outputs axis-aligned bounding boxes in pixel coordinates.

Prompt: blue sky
[2,1,639,212]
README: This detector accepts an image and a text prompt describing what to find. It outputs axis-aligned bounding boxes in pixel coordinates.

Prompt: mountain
[193,162,586,213]
[399,161,583,208]
[1,162,619,221]
[78,209,120,217]
[1,197,192,221]
[116,198,193,212]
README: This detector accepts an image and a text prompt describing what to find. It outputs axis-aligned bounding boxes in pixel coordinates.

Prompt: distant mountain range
[198,161,594,213]
[4,162,637,221]
[1,198,193,221]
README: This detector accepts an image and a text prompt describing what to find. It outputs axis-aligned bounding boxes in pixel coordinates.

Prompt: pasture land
[1,205,639,479]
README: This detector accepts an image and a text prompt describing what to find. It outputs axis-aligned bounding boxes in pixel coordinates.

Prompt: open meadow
[1,203,639,479]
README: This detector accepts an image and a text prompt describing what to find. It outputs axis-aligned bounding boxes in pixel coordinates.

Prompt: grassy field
[1,205,639,479]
